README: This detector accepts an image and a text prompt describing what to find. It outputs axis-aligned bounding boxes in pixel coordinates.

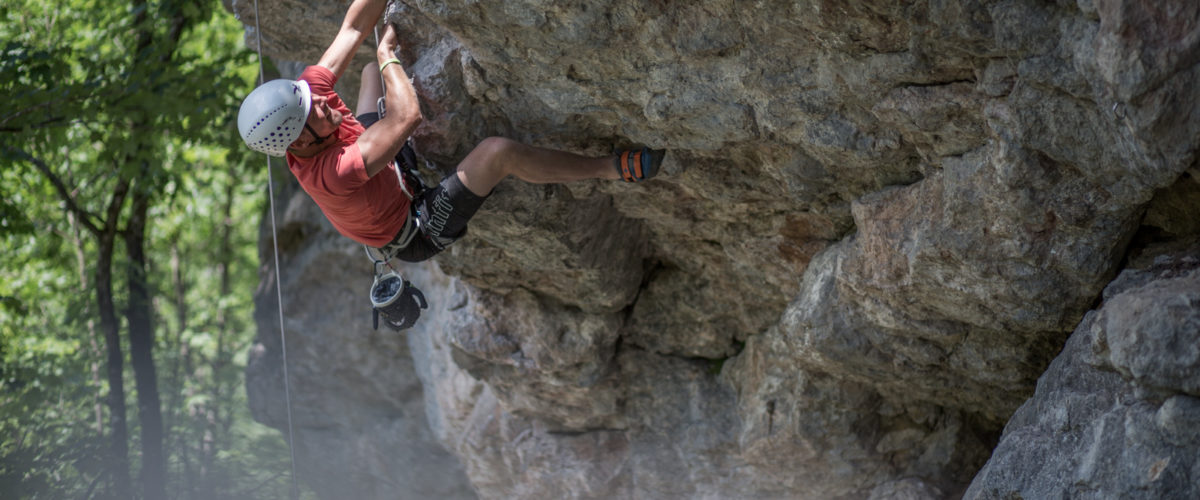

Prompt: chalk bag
[370,270,428,331]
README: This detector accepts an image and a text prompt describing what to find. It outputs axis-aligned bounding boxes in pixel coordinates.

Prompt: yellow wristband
[380,58,402,73]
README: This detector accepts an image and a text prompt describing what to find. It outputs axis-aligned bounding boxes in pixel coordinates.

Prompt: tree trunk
[92,176,135,500]
[121,2,192,493]
[96,231,133,500]
[125,185,167,500]
[166,241,198,499]
[67,211,106,434]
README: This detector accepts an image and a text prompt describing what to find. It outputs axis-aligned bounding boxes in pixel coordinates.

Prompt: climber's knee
[362,60,379,76]
[356,62,383,116]
[455,137,519,196]
[469,137,523,174]
[476,137,519,162]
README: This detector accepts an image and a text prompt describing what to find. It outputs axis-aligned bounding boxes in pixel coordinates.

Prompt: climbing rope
[250,0,301,498]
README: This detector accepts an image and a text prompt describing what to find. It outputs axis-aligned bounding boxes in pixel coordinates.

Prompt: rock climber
[237,0,665,263]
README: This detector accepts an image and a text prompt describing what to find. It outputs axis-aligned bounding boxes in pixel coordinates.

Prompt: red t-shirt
[285,65,410,247]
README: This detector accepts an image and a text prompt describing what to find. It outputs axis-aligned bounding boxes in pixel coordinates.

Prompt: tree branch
[0,95,72,130]
[104,175,130,238]
[5,146,103,235]
[0,116,75,133]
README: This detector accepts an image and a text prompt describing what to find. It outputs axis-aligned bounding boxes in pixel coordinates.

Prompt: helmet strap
[304,122,333,145]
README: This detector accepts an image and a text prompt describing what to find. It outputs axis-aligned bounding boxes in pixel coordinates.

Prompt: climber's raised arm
[358,23,423,177]
[316,0,389,78]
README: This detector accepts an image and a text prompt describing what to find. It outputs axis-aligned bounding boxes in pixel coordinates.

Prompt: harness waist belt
[381,204,418,256]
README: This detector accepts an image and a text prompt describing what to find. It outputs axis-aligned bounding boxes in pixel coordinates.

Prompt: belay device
[367,251,427,331]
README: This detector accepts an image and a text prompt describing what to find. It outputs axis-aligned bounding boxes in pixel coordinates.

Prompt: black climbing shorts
[359,111,382,129]
[385,173,487,262]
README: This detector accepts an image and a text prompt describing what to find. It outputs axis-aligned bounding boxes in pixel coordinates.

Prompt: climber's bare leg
[455,137,620,197]
[356,62,383,116]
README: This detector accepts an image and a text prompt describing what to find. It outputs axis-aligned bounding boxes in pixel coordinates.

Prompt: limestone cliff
[230,0,1200,498]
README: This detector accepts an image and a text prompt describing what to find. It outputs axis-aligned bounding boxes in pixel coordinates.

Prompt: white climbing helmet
[238,79,312,156]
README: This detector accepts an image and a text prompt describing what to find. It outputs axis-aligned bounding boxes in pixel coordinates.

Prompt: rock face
[230,0,1200,498]
[966,242,1200,499]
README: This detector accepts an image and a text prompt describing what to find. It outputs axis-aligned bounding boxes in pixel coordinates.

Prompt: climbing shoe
[614,147,665,182]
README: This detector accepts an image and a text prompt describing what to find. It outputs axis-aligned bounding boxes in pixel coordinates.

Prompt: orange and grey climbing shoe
[614,147,665,182]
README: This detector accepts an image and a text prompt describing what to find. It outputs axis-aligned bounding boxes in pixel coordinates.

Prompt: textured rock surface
[230,0,1200,498]
[966,241,1200,499]
[244,187,475,500]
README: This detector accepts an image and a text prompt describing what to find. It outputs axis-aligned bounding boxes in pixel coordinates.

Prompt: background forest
[1,0,310,498]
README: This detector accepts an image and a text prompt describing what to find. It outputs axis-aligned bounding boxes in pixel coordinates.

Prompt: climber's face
[288,94,343,156]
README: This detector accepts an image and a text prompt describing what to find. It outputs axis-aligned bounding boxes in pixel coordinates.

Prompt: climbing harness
[251,0,300,498]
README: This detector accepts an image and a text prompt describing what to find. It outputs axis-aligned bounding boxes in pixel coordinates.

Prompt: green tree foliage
[1,239,108,498]
[1,0,307,497]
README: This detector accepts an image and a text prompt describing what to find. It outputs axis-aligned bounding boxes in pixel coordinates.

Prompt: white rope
[374,25,385,93]
[251,1,301,498]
